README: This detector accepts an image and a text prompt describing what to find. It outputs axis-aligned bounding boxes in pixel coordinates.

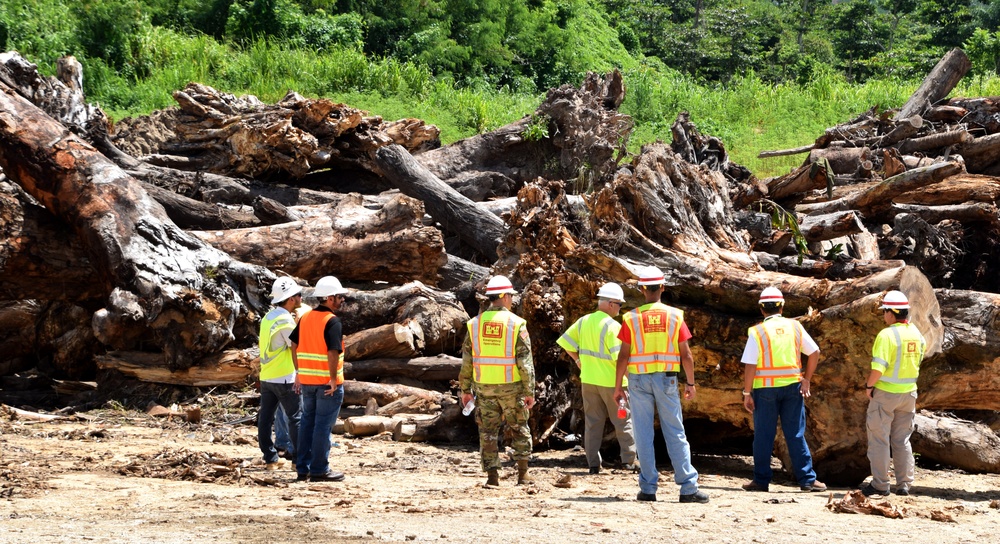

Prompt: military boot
[516,460,533,485]
[486,469,499,487]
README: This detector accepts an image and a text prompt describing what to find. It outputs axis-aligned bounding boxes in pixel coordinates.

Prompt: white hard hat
[879,290,910,310]
[637,266,665,286]
[313,276,348,298]
[485,275,516,295]
[596,283,625,303]
[270,277,303,304]
[759,287,784,304]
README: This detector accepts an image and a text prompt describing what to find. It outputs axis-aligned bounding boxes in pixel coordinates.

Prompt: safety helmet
[637,266,665,286]
[596,283,625,303]
[313,276,349,298]
[759,287,784,305]
[270,277,303,304]
[879,290,910,310]
[485,275,516,296]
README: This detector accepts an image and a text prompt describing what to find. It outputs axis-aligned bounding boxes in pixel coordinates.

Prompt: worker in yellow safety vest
[257,277,303,470]
[557,282,636,474]
[613,266,708,504]
[459,275,535,487]
[740,287,827,493]
[859,290,926,498]
[289,276,349,483]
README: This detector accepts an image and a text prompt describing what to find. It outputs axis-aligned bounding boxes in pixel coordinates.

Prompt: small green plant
[824,243,845,260]
[754,199,809,264]
[522,114,550,141]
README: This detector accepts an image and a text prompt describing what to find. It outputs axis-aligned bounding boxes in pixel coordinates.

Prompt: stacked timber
[2,48,1000,483]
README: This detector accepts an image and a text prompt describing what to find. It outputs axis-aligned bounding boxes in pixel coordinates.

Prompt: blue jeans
[274,403,293,452]
[257,381,300,463]
[628,372,699,495]
[297,384,344,477]
[751,382,817,486]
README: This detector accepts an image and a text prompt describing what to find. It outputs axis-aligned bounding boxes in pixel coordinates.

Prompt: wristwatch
[742,390,751,396]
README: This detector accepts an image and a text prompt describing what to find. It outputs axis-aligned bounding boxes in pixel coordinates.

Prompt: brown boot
[486,469,499,487]
[516,460,533,485]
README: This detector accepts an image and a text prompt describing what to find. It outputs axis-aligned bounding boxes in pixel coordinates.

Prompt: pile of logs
[2,47,1000,484]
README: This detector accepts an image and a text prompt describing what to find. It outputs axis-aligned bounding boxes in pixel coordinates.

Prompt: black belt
[664,372,679,377]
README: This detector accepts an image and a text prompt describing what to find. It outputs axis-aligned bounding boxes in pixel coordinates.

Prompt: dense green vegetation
[3,0,1000,177]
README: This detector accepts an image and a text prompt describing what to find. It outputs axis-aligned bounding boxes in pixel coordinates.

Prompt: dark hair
[487,294,503,302]
[641,284,662,291]
[888,308,909,320]
[760,302,783,313]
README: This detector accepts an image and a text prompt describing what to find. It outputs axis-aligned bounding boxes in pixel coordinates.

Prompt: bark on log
[808,146,871,175]
[896,129,972,155]
[94,350,259,386]
[376,395,441,416]
[192,193,447,285]
[924,105,968,122]
[344,355,462,382]
[141,181,259,229]
[342,380,443,407]
[437,254,489,291]
[343,415,395,437]
[894,48,971,121]
[955,132,1000,172]
[912,411,1000,473]
[345,321,424,361]
[889,202,998,223]
[397,401,476,443]
[0,73,274,369]
[757,144,815,158]
[894,173,1000,206]
[795,161,964,219]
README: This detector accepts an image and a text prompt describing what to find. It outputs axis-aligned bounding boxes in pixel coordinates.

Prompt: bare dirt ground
[2,403,999,544]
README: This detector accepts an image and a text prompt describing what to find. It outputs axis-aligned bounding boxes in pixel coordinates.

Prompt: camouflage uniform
[459,319,534,471]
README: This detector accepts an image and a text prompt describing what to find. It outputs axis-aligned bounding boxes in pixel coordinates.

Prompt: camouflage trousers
[473,383,532,471]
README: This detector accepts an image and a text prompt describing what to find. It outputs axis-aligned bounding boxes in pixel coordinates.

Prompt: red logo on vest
[643,312,667,333]
[484,323,505,339]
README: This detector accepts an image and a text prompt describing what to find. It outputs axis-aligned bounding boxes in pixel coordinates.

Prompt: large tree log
[374,143,505,260]
[896,129,973,154]
[894,48,971,121]
[912,411,1000,473]
[342,380,443,407]
[344,321,424,361]
[192,193,446,285]
[0,71,273,368]
[889,202,998,223]
[798,210,866,243]
[94,350,259,386]
[344,355,462,382]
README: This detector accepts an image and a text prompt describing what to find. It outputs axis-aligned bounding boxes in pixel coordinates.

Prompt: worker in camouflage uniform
[459,275,536,487]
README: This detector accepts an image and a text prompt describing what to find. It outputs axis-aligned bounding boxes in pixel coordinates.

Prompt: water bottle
[617,399,627,420]
[462,397,476,416]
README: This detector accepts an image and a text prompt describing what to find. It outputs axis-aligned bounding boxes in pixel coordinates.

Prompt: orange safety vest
[623,302,683,374]
[748,316,803,388]
[295,309,345,386]
[468,308,526,384]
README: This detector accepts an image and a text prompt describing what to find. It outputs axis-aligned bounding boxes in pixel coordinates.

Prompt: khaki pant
[866,388,917,493]
[581,383,636,468]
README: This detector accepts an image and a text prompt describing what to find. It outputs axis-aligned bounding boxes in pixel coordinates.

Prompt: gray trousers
[581,383,636,467]
[866,389,917,492]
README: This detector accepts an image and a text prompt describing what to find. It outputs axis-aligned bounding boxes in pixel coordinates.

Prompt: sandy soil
[2,405,999,544]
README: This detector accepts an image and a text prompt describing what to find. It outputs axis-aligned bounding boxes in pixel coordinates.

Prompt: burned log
[0,71,273,369]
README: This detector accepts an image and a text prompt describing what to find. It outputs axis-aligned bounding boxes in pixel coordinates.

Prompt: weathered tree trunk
[192,193,447,285]
[94,350,259,386]
[374,144,505,260]
[912,411,1000,472]
[0,73,274,369]
[344,355,462,382]
[798,211,866,243]
[889,202,998,223]
[345,321,424,361]
[894,48,971,121]
[342,380,443,407]
[897,129,972,155]
[809,146,871,175]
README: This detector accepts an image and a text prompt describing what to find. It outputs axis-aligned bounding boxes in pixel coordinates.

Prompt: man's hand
[323,382,337,396]
[613,387,627,406]
[293,376,302,395]
[683,384,696,401]
[524,397,535,410]
[743,394,755,413]
[461,392,473,407]
[800,378,811,398]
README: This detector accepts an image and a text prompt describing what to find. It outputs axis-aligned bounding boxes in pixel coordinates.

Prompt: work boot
[486,469,499,487]
[516,460,533,485]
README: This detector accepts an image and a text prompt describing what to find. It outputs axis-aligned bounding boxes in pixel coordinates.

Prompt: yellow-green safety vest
[259,308,297,381]
[748,315,804,389]
[872,322,925,394]
[468,309,526,384]
[623,302,683,374]
[557,311,626,388]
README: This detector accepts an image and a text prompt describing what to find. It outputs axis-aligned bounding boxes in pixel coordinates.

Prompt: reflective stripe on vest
[468,309,525,384]
[259,309,296,381]
[625,303,682,374]
[876,323,923,387]
[749,316,802,389]
[296,310,345,386]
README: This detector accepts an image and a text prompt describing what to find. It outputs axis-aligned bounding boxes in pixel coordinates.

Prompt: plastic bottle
[462,396,476,416]
[617,399,627,419]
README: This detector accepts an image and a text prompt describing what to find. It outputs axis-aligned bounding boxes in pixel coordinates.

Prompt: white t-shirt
[740,315,819,365]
